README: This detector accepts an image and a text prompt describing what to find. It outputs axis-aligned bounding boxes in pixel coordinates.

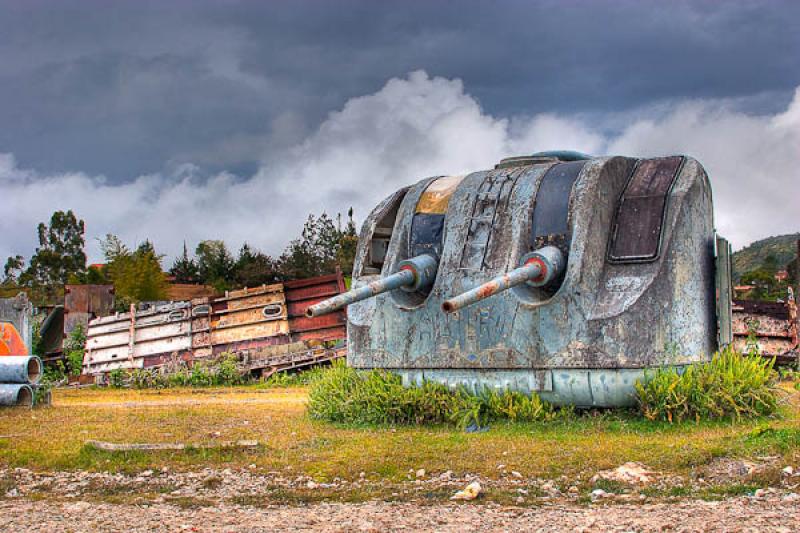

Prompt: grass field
[1,381,798,491]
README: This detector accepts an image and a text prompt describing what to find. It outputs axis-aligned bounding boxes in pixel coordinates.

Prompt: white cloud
[2,71,798,266]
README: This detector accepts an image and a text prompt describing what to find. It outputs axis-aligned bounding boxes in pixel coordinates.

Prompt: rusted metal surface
[64,285,115,336]
[732,295,799,362]
[83,273,347,376]
[342,152,720,407]
[0,293,33,354]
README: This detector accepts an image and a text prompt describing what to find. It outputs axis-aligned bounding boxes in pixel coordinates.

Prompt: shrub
[63,325,86,376]
[108,369,126,388]
[307,361,568,428]
[635,346,779,423]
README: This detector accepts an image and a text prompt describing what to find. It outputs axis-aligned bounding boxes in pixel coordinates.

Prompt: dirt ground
[2,496,799,532]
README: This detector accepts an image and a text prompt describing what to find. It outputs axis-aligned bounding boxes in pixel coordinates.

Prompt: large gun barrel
[306,254,438,317]
[442,246,564,313]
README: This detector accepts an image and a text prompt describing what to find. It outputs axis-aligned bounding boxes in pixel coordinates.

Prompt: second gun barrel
[441,262,542,313]
[306,268,416,317]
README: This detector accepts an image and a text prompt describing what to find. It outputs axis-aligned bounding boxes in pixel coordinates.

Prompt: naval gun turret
[310,151,733,407]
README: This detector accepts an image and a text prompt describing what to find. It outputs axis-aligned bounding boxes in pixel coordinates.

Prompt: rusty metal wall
[64,285,115,337]
[83,273,347,375]
[732,296,799,361]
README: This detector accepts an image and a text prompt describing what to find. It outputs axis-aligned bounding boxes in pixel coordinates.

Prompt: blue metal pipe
[0,355,43,384]
[0,384,33,407]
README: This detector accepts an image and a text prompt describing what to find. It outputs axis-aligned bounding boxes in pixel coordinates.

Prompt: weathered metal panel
[285,273,347,342]
[715,235,734,347]
[0,293,33,354]
[732,296,798,360]
[64,285,115,337]
[342,153,718,406]
[609,157,683,262]
[83,274,347,375]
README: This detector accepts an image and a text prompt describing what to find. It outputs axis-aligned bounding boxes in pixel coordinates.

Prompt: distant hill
[732,233,799,281]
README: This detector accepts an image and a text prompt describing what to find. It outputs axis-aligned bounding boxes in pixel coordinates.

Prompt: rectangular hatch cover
[608,156,683,263]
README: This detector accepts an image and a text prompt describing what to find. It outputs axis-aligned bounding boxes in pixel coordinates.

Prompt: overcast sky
[2,0,799,264]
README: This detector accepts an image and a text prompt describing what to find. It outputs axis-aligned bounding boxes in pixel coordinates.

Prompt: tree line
[2,209,358,307]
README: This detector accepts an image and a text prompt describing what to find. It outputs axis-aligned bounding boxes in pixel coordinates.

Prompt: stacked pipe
[0,356,42,407]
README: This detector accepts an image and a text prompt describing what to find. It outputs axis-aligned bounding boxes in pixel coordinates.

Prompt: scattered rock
[415,469,426,479]
[591,489,609,501]
[511,471,522,478]
[591,462,655,486]
[782,466,794,477]
[451,481,482,501]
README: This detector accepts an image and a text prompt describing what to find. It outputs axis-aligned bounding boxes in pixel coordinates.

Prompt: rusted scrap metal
[312,152,731,407]
[83,272,348,377]
[732,293,799,363]
[0,293,33,354]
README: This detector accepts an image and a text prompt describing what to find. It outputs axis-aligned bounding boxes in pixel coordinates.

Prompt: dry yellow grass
[0,383,798,483]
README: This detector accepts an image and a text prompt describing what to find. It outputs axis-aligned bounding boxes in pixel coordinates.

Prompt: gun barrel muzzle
[306,269,415,317]
[441,245,564,313]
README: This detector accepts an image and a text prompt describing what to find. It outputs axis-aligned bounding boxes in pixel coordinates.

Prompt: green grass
[636,347,779,423]
[308,361,569,428]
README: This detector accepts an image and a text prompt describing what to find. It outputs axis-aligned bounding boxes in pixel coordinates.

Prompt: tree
[170,242,199,283]
[278,210,358,279]
[101,235,168,308]
[196,240,235,291]
[2,255,24,284]
[18,210,87,303]
[235,243,281,287]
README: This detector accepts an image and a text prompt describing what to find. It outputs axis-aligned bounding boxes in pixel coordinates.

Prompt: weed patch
[635,347,779,423]
[307,361,570,428]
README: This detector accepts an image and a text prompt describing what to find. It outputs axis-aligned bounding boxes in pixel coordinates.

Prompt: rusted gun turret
[322,151,733,407]
[307,254,438,317]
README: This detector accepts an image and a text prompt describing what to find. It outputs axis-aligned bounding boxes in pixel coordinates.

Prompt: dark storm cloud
[1,0,798,179]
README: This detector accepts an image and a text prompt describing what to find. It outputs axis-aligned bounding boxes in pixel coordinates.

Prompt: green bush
[108,369,126,388]
[307,361,568,428]
[63,325,87,376]
[635,346,779,423]
[114,354,245,389]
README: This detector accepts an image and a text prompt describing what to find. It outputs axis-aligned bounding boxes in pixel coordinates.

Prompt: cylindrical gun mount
[0,384,34,407]
[0,355,42,384]
[306,254,439,317]
[442,246,565,313]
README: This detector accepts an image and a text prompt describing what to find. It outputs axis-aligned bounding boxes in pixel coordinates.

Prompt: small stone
[782,493,800,502]
[140,470,153,477]
[782,466,794,476]
[306,480,318,489]
[568,486,579,494]
[497,464,506,470]
[515,496,525,504]
[451,481,482,501]
[511,471,522,478]
[753,488,768,498]
[415,469,426,478]
[591,489,609,501]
